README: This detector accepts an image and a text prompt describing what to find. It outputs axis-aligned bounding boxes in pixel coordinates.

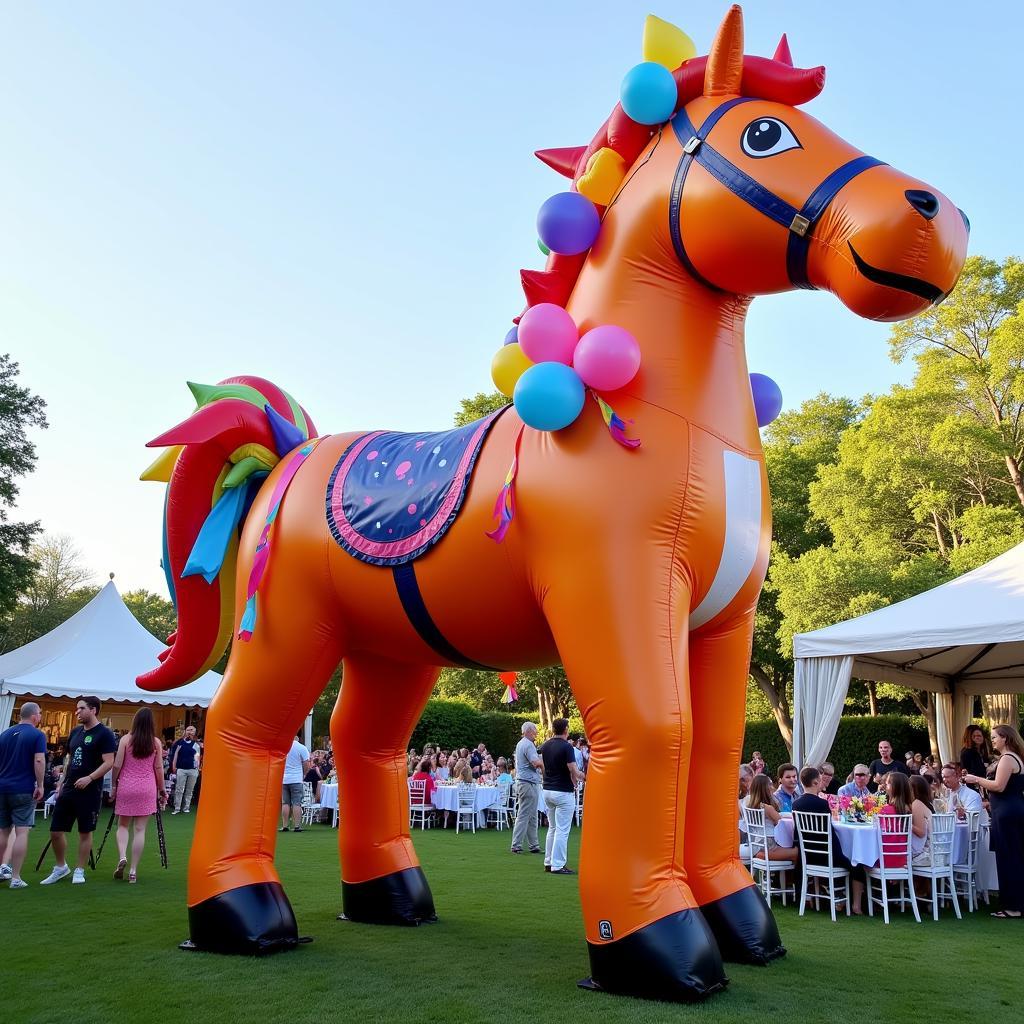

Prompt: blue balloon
[537,192,601,256]
[504,326,518,346]
[750,373,783,427]
[620,62,678,126]
[513,362,586,432]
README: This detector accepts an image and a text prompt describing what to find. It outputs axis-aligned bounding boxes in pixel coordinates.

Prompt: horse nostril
[905,189,940,221]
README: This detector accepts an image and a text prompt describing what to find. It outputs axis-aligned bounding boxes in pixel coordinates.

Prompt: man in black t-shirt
[868,739,910,792]
[40,697,117,886]
[539,718,581,875]
[469,744,486,779]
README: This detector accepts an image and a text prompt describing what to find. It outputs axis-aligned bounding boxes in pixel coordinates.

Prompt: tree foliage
[454,391,509,427]
[0,355,48,616]
[123,588,176,643]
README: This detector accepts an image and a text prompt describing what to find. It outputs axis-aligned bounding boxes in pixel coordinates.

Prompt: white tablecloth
[319,783,338,824]
[430,785,500,827]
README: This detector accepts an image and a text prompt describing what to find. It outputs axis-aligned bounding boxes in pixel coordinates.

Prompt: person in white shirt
[280,736,311,833]
[939,762,986,821]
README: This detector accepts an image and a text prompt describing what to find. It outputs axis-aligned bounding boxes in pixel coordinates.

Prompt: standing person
[40,697,116,885]
[540,718,581,875]
[510,722,542,855]
[750,751,766,776]
[280,734,311,833]
[868,740,909,791]
[0,702,46,889]
[169,725,201,815]
[960,725,992,781]
[469,743,486,779]
[110,708,166,884]
[964,724,1024,919]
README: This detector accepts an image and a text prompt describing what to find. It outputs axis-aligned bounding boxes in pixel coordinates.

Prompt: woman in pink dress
[110,708,166,883]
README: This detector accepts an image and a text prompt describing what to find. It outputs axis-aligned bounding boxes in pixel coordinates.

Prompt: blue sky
[2,1,1020,595]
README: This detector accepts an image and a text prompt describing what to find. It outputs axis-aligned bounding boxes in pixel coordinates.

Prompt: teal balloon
[620,62,677,126]
[513,362,586,432]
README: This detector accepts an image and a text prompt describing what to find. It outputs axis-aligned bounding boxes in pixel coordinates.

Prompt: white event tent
[0,581,222,731]
[792,541,1024,769]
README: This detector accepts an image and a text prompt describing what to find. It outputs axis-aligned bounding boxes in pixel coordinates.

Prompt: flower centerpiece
[840,793,885,823]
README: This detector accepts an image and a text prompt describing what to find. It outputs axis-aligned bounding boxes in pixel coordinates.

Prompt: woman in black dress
[965,724,1024,919]
[960,725,992,780]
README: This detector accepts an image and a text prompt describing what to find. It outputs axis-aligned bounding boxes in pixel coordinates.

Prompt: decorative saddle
[325,408,507,567]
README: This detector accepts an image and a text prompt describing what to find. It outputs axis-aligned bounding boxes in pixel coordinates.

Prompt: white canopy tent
[792,541,1024,768]
[0,581,222,728]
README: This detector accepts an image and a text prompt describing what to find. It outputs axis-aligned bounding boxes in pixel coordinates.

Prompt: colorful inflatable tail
[136,376,316,691]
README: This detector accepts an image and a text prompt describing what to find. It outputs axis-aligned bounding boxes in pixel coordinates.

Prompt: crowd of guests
[405,736,590,788]
[738,725,1024,918]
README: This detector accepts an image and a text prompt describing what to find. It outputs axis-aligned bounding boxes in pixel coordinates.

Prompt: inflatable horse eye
[740,117,800,158]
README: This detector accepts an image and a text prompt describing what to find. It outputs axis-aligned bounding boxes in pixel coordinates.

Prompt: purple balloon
[750,373,783,427]
[504,326,518,346]
[537,192,601,256]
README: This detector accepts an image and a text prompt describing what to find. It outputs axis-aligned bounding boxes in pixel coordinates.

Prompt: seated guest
[878,772,915,867]
[794,766,866,914]
[495,758,514,787]
[905,751,920,775]
[939,762,985,820]
[457,764,474,785]
[410,758,437,804]
[838,765,872,799]
[909,774,934,865]
[436,752,450,781]
[738,763,754,833]
[774,763,801,812]
[303,752,324,801]
[818,762,840,795]
[743,776,798,863]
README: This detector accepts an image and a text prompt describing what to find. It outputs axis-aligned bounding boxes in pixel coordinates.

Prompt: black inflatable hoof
[340,866,437,926]
[583,909,727,1003]
[187,881,299,956]
[701,885,786,965]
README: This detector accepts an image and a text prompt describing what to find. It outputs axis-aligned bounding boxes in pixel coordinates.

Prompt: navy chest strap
[670,99,885,291]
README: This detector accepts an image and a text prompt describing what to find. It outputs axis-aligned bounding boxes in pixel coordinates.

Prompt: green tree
[751,395,861,750]
[454,391,509,426]
[889,255,1024,506]
[0,355,47,616]
[123,588,176,642]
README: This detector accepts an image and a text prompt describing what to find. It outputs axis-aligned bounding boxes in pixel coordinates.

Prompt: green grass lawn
[3,814,1021,1023]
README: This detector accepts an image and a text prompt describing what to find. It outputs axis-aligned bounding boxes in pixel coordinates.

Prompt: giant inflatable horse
[139,6,967,1003]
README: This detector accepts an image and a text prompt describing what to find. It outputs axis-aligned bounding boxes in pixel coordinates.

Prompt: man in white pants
[170,726,202,814]
[539,718,581,875]
[510,722,543,854]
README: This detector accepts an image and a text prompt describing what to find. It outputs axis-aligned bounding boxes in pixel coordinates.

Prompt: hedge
[742,713,930,781]
[410,699,533,761]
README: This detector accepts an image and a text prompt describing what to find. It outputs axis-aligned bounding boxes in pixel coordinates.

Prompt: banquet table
[430,784,500,828]
[319,783,339,826]
[773,816,999,896]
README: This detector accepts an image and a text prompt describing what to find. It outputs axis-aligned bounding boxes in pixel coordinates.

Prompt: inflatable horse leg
[685,615,785,964]
[545,566,727,1003]
[332,653,440,926]
[185,579,343,954]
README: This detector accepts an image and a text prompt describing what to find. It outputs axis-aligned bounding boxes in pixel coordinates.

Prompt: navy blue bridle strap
[785,154,885,288]
[670,99,886,291]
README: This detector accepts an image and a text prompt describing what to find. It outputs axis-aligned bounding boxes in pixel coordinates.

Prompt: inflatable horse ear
[704,4,744,96]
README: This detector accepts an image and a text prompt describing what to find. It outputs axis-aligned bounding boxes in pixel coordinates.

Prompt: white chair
[913,812,961,921]
[743,806,795,908]
[300,781,321,825]
[952,811,981,912]
[793,810,850,922]
[407,779,433,831]
[486,783,513,830]
[866,814,921,924]
[574,782,585,826]
[455,784,477,834]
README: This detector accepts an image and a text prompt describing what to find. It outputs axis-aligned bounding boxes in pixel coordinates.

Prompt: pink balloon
[517,303,578,365]
[573,325,641,391]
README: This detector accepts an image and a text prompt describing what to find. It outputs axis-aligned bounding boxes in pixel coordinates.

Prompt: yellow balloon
[491,343,533,397]
[643,14,697,70]
[576,147,627,206]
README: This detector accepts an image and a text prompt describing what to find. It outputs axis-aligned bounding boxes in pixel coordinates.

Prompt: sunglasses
[854,772,868,777]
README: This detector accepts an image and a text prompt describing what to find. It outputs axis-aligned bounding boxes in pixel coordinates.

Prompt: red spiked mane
[521,40,825,318]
